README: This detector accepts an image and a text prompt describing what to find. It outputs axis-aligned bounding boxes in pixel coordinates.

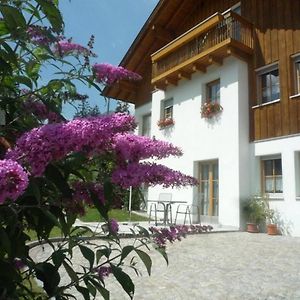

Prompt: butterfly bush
[23,98,61,123]
[113,133,182,163]
[93,63,142,85]
[6,113,136,176]
[72,181,105,206]
[150,225,213,248]
[112,162,198,189]
[0,159,29,204]
[55,40,96,57]
[96,266,112,281]
[27,25,61,46]
[108,218,119,234]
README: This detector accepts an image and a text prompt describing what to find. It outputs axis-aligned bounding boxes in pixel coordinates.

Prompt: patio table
[148,200,187,225]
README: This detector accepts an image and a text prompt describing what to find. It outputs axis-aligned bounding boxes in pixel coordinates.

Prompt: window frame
[256,63,280,105]
[161,98,174,120]
[292,54,300,95]
[141,113,151,137]
[205,79,220,104]
[261,157,283,198]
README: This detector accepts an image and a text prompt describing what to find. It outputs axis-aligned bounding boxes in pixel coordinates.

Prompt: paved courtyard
[31,232,300,299]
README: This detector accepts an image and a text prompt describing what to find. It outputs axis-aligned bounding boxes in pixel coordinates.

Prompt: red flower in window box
[157,118,174,128]
[200,102,223,119]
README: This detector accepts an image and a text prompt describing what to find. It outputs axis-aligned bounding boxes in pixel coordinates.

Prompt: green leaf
[63,261,79,283]
[89,278,109,300]
[135,249,152,276]
[120,245,134,262]
[84,278,96,297]
[0,226,11,256]
[155,246,169,265]
[35,263,60,297]
[136,225,150,238]
[15,75,32,89]
[0,5,26,31]
[52,249,66,268]
[36,0,64,32]
[75,285,90,300]
[79,245,95,269]
[110,265,135,299]
[45,164,72,198]
[0,20,9,36]
[96,247,111,262]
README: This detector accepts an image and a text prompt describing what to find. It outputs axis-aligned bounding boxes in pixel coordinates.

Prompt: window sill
[290,93,300,99]
[252,99,280,109]
[266,193,284,201]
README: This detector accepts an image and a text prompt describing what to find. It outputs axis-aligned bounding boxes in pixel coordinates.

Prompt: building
[104,0,300,236]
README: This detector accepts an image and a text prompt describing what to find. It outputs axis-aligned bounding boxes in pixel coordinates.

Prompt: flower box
[157,118,174,128]
[201,102,223,119]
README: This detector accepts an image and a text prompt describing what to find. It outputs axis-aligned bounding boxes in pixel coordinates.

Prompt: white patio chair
[149,193,172,225]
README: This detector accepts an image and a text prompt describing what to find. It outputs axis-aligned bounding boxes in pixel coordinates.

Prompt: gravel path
[30,232,300,299]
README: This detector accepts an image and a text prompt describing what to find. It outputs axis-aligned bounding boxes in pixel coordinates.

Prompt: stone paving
[30,232,300,300]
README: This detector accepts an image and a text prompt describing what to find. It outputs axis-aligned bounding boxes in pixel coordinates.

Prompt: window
[257,64,280,104]
[162,98,173,120]
[141,114,151,137]
[262,158,283,194]
[206,79,220,103]
[293,55,300,94]
[231,2,241,15]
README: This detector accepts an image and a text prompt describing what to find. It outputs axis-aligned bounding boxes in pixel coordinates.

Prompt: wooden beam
[165,77,178,86]
[178,70,191,80]
[192,63,206,73]
[208,55,223,66]
[154,82,166,91]
[151,24,174,43]
[226,47,250,62]
[118,81,138,93]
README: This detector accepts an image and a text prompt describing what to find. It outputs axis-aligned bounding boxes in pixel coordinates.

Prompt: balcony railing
[151,11,254,85]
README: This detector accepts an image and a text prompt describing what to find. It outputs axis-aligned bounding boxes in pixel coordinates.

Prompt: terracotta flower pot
[246,223,259,233]
[267,224,278,235]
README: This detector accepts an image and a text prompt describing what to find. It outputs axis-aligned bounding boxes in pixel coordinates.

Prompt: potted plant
[157,118,174,129]
[200,102,223,119]
[264,200,279,235]
[243,197,266,233]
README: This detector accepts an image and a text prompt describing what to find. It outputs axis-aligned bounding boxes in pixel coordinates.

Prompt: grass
[80,207,149,223]
[26,209,149,240]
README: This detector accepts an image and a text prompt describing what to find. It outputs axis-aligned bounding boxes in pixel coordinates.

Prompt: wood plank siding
[243,0,300,140]
[104,0,300,141]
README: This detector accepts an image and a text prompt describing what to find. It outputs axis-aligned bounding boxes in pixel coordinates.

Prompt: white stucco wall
[136,57,251,228]
[254,135,300,236]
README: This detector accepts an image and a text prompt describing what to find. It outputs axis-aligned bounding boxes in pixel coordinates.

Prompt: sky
[59,0,159,118]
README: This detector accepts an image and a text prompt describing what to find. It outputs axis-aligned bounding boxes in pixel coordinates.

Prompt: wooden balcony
[151,11,254,88]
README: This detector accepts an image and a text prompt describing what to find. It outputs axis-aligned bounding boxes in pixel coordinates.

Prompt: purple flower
[72,181,105,206]
[0,159,29,204]
[113,133,182,163]
[92,63,142,85]
[6,113,136,176]
[109,219,119,234]
[27,25,60,46]
[22,91,62,123]
[55,40,96,57]
[97,266,112,280]
[14,259,26,270]
[112,162,198,189]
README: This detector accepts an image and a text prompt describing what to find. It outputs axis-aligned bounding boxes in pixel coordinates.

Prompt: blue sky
[59,0,159,118]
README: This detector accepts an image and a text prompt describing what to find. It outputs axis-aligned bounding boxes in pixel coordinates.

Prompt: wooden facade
[103,0,300,142]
